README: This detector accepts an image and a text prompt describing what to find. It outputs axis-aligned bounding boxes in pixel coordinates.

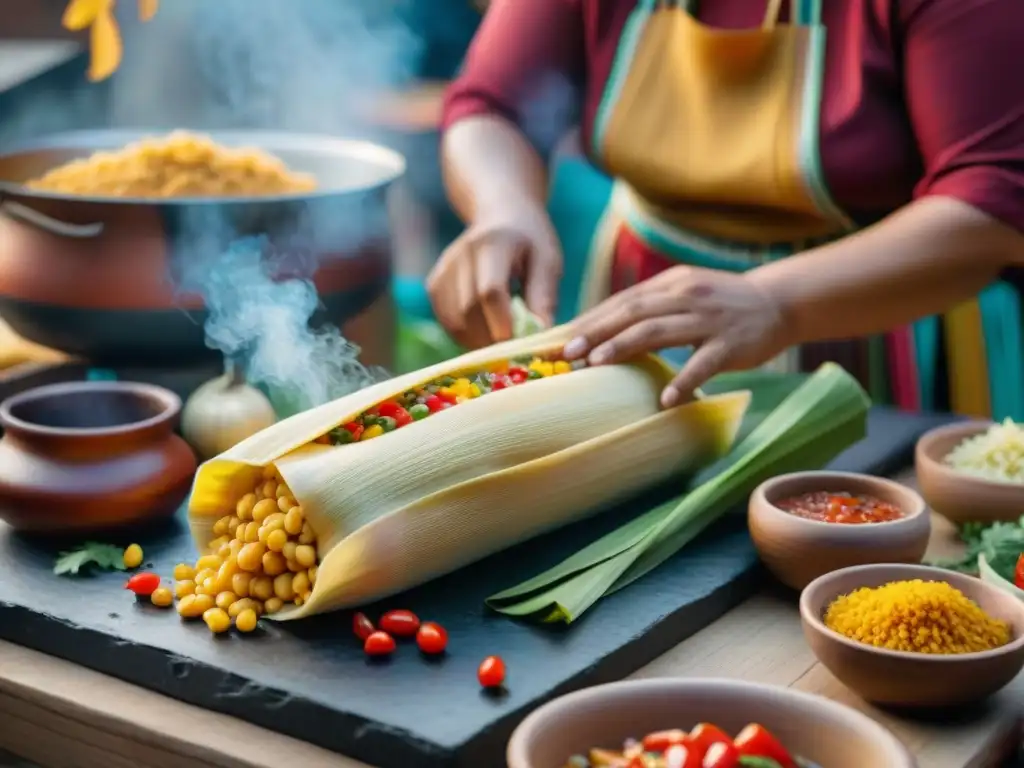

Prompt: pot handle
[0,194,104,239]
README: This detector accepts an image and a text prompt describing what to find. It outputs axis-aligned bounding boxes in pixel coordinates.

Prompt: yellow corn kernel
[553,360,572,374]
[437,386,457,399]
[192,593,214,613]
[284,506,304,535]
[231,572,252,598]
[361,424,385,440]
[469,383,482,397]
[252,497,278,523]
[193,567,214,586]
[203,607,231,634]
[262,551,287,576]
[150,587,174,608]
[215,591,237,610]
[263,597,284,615]
[250,576,274,601]
[195,554,221,571]
[235,608,258,633]
[174,580,196,599]
[228,597,262,618]
[295,544,317,568]
[122,543,143,569]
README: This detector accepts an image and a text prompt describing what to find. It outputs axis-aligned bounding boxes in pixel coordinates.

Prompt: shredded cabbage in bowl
[945,419,1024,483]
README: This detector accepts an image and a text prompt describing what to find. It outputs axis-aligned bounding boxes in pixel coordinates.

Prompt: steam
[112,0,424,411]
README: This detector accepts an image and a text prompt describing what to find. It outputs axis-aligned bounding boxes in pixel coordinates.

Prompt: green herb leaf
[927,516,1024,574]
[53,542,127,576]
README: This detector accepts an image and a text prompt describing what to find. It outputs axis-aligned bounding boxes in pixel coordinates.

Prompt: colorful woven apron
[578,0,854,372]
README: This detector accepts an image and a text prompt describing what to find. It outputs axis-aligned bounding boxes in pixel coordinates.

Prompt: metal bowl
[0,129,405,365]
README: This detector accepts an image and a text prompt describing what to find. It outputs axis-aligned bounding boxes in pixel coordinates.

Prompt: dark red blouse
[443,0,1024,234]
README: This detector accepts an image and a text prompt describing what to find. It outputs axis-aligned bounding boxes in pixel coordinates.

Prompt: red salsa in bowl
[774,491,904,525]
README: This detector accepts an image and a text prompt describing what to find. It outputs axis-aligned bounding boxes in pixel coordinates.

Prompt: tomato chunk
[664,743,701,768]
[1014,554,1024,590]
[688,723,731,757]
[642,730,689,752]
[733,724,795,768]
[701,741,740,768]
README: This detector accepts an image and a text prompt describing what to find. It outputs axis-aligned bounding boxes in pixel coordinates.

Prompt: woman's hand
[427,199,563,349]
[563,266,795,408]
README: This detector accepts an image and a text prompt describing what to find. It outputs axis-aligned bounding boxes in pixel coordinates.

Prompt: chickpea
[295,545,317,569]
[266,528,288,553]
[231,572,252,598]
[150,587,174,608]
[174,580,196,599]
[196,554,221,571]
[273,572,295,601]
[122,543,144,569]
[292,570,310,596]
[173,563,196,581]
[237,542,267,572]
[277,496,296,513]
[228,598,263,618]
[262,551,287,576]
[235,608,258,633]
[203,607,232,634]
[236,492,257,520]
[250,576,274,601]
[252,498,278,523]
[284,506,304,535]
[215,591,237,610]
[263,597,284,615]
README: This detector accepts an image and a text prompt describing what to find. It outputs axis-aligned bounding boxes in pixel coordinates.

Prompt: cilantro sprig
[53,542,128,576]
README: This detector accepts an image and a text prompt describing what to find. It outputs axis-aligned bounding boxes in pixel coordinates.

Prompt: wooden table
[0,470,1020,768]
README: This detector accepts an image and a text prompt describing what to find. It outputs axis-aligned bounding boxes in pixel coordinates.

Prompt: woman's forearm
[749,197,1024,345]
[441,115,549,223]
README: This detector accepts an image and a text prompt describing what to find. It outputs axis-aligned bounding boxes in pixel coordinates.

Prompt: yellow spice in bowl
[824,579,1011,654]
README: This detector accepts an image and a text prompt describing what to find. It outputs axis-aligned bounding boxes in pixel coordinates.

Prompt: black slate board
[0,407,960,768]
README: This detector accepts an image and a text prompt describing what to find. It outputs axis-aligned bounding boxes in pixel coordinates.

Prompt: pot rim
[0,381,181,438]
[0,129,407,205]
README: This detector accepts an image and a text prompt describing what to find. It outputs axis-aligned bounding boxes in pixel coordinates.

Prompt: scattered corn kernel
[203,607,231,634]
[122,543,144,569]
[235,608,258,633]
[150,587,174,608]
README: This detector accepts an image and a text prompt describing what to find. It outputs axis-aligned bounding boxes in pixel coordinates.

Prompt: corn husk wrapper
[187,324,751,620]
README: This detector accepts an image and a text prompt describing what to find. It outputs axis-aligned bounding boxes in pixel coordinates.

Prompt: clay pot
[748,471,931,590]
[0,381,197,533]
[801,564,1024,708]
[915,420,1024,525]
[507,678,916,768]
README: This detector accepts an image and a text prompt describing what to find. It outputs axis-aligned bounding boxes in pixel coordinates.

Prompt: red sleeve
[441,0,586,136]
[903,0,1024,234]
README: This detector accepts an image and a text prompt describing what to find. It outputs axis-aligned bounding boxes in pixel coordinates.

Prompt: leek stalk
[486,363,870,623]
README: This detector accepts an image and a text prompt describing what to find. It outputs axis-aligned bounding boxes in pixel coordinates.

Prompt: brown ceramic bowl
[507,678,916,768]
[801,563,1024,708]
[749,471,930,590]
[0,381,197,532]
[915,420,1024,525]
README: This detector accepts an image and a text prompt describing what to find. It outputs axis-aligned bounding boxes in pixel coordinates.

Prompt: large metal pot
[0,129,405,367]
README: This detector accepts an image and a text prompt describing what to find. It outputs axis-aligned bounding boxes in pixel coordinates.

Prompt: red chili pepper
[477,655,505,688]
[344,421,365,441]
[1014,554,1024,590]
[733,724,795,768]
[379,609,420,638]
[416,621,448,654]
[688,723,732,758]
[353,612,375,641]
[701,741,740,768]
[363,631,396,657]
[642,730,689,752]
[508,367,528,384]
[125,572,161,596]
[423,395,444,413]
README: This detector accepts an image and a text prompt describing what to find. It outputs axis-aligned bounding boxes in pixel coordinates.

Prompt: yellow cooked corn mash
[824,579,1011,655]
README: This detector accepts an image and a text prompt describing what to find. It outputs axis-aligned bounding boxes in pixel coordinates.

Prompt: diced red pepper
[508,367,528,384]
[1014,554,1024,590]
[376,402,411,424]
[423,395,444,413]
[664,743,700,768]
[642,730,689,752]
[701,741,740,768]
[344,421,365,441]
[491,376,509,391]
[733,724,795,768]
[688,723,732,758]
